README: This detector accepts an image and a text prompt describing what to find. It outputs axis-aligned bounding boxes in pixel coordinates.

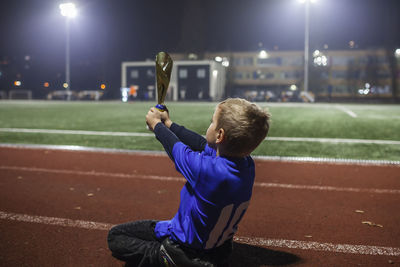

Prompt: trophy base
[155,104,167,112]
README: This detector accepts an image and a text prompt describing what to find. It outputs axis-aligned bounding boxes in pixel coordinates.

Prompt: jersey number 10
[205,201,250,249]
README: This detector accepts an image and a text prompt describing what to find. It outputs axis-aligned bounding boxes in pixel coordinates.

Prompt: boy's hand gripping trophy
[155,52,173,112]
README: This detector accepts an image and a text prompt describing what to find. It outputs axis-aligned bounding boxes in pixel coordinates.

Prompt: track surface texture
[0,147,399,266]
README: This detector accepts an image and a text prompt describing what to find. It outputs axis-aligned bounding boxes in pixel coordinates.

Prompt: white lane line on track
[2,143,400,166]
[1,210,399,256]
[233,236,400,257]
[0,210,112,231]
[335,105,358,118]
[1,165,400,195]
[2,128,400,145]
[255,182,400,194]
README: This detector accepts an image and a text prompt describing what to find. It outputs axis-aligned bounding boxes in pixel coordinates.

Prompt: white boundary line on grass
[335,105,358,118]
[0,210,399,256]
[1,143,400,166]
[1,128,400,145]
[0,128,153,137]
[1,165,400,194]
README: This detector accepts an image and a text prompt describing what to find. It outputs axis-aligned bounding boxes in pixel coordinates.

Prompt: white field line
[0,210,399,256]
[0,128,154,137]
[265,137,400,145]
[335,105,358,118]
[253,155,400,166]
[1,128,400,145]
[1,165,400,195]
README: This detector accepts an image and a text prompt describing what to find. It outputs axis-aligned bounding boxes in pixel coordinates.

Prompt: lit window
[130,70,139,79]
[147,69,154,78]
[197,69,206,78]
[179,69,188,79]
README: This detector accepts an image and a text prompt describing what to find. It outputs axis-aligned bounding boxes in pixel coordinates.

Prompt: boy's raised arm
[146,108,179,160]
[162,114,206,152]
[169,123,207,152]
[153,122,179,161]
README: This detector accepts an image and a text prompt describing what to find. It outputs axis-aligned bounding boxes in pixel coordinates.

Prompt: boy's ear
[216,128,225,144]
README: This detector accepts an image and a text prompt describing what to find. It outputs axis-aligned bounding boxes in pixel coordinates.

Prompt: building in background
[171,48,400,102]
[121,60,226,102]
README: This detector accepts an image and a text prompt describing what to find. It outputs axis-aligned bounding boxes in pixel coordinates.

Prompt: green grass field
[1,100,400,161]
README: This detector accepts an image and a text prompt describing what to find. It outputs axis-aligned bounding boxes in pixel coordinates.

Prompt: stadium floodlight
[298,0,317,3]
[59,2,77,100]
[59,3,77,18]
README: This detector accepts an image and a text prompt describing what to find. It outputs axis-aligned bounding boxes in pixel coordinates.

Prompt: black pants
[108,220,163,267]
[108,220,232,267]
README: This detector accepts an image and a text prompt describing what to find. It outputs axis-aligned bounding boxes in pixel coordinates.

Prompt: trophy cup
[155,52,173,112]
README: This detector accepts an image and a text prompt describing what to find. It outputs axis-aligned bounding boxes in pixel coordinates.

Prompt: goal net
[9,90,33,100]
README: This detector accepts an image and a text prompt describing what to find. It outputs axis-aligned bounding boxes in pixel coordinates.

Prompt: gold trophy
[155,52,173,112]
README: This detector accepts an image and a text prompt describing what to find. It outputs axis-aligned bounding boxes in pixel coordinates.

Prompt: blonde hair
[216,98,271,156]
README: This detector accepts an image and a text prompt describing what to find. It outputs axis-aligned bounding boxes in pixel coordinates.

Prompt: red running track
[0,146,399,266]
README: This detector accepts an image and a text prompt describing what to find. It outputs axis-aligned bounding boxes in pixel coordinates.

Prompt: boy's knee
[107,226,121,250]
[108,226,117,239]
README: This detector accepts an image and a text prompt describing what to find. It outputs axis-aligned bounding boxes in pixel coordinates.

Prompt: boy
[108,98,270,266]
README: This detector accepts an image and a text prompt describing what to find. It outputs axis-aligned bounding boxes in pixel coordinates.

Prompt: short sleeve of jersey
[172,142,216,187]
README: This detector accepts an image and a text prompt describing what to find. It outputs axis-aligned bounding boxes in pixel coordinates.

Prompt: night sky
[0,0,399,95]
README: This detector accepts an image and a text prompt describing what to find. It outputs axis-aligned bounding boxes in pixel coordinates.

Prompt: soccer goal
[0,91,7,99]
[77,90,103,101]
[9,90,33,100]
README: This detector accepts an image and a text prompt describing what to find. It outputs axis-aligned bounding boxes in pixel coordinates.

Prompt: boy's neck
[216,146,248,158]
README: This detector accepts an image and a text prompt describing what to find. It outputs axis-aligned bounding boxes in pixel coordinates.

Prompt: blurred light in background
[313,50,328,66]
[214,56,222,62]
[221,57,229,67]
[290,84,298,91]
[100,83,106,90]
[121,88,129,102]
[212,70,218,78]
[14,81,22,86]
[59,3,77,18]
[188,53,198,60]
[63,83,69,88]
[358,83,371,95]
[44,82,50,88]
[258,50,268,59]
[395,48,400,58]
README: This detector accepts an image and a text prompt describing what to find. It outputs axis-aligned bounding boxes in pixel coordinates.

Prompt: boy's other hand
[160,108,172,128]
[146,107,162,131]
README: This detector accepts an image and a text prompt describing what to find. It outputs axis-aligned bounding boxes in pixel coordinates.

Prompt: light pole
[298,0,316,93]
[59,3,77,100]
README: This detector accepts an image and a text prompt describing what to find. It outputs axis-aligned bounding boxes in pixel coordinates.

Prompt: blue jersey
[154,136,255,250]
